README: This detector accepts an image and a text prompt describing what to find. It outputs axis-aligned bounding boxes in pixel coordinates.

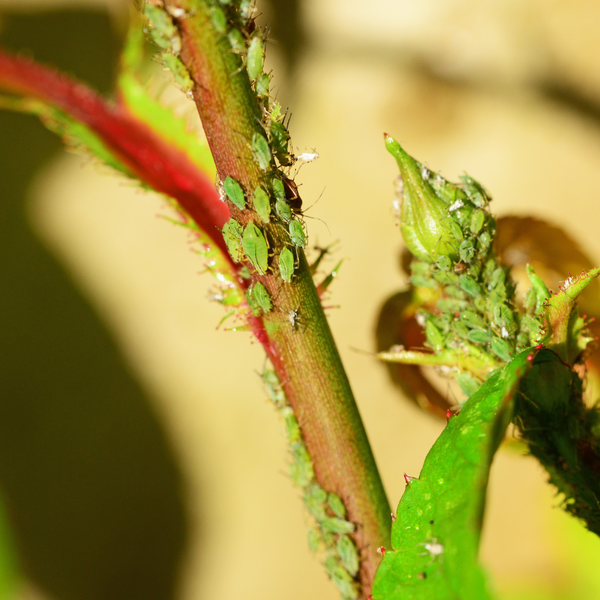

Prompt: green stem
[169,0,391,593]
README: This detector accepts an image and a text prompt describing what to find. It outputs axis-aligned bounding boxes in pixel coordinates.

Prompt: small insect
[327,492,346,519]
[336,535,359,578]
[490,336,513,362]
[288,220,306,248]
[255,72,270,97]
[470,208,485,235]
[209,5,228,34]
[253,186,271,223]
[242,222,269,275]
[251,281,272,313]
[320,516,355,535]
[290,441,314,487]
[275,199,292,223]
[272,177,286,202]
[419,538,444,561]
[278,247,295,283]
[144,3,181,53]
[287,307,300,332]
[458,274,481,297]
[162,54,193,95]
[227,28,246,54]
[283,176,302,213]
[223,176,246,209]
[252,131,272,171]
[281,406,301,443]
[246,34,264,81]
[269,119,293,166]
[221,218,243,262]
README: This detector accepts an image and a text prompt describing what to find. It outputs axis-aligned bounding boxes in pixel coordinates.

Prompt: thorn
[527,353,534,362]
[404,473,417,485]
[446,409,452,422]
[391,513,396,522]
[377,547,386,556]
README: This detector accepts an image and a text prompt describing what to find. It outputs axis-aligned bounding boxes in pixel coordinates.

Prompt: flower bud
[385,134,458,262]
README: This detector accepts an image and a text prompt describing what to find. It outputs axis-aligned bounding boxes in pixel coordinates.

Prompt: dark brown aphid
[453,261,467,274]
[283,176,302,213]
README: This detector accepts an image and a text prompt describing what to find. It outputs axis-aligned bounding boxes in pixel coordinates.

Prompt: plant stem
[170,0,391,592]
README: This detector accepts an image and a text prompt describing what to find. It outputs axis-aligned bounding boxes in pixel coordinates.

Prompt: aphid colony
[144,1,309,318]
[208,0,308,315]
[383,137,550,398]
[263,367,360,600]
[143,1,194,95]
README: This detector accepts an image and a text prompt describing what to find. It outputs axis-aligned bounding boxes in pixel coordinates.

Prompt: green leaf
[372,348,538,600]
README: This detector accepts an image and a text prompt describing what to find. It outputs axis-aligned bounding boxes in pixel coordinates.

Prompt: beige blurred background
[2,0,600,599]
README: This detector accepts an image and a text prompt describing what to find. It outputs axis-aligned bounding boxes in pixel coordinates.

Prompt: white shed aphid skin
[297,150,319,163]
[448,199,464,212]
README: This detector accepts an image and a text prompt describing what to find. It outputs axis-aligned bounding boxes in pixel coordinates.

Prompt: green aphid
[270,120,293,166]
[461,174,491,207]
[452,321,470,340]
[222,218,243,262]
[493,304,515,331]
[144,4,179,51]
[275,199,292,223]
[467,328,490,344]
[456,372,480,398]
[436,255,452,271]
[304,485,328,520]
[162,54,193,94]
[239,266,252,279]
[320,516,355,535]
[411,261,431,276]
[432,270,459,286]
[459,274,482,297]
[281,407,301,443]
[290,441,314,487]
[253,186,271,223]
[307,528,322,553]
[246,35,264,81]
[490,336,513,362]
[278,246,295,283]
[411,275,438,289]
[227,28,246,54]
[252,132,271,171]
[461,310,486,329]
[245,288,261,316]
[242,222,269,275]
[240,0,253,20]
[288,220,306,248]
[446,285,467,299]
[478,231,492,249]
[251,281,272,313]
[263,367,285,406]
[325,557,358,600]
[256,72,270,97]
[327,492,346,519]
[272,177,286,201]
[437,298,468,313]
[489,267,506,290]
[443,217,464,242]
[425,320,445,351]
[209,5,228,34]
[459,240,475,263]
[223,176,246,209]
[336,535,359,578]
[470,209,485,235]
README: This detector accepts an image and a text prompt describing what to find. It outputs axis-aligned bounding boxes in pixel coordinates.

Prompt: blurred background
[1,0,600,599]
